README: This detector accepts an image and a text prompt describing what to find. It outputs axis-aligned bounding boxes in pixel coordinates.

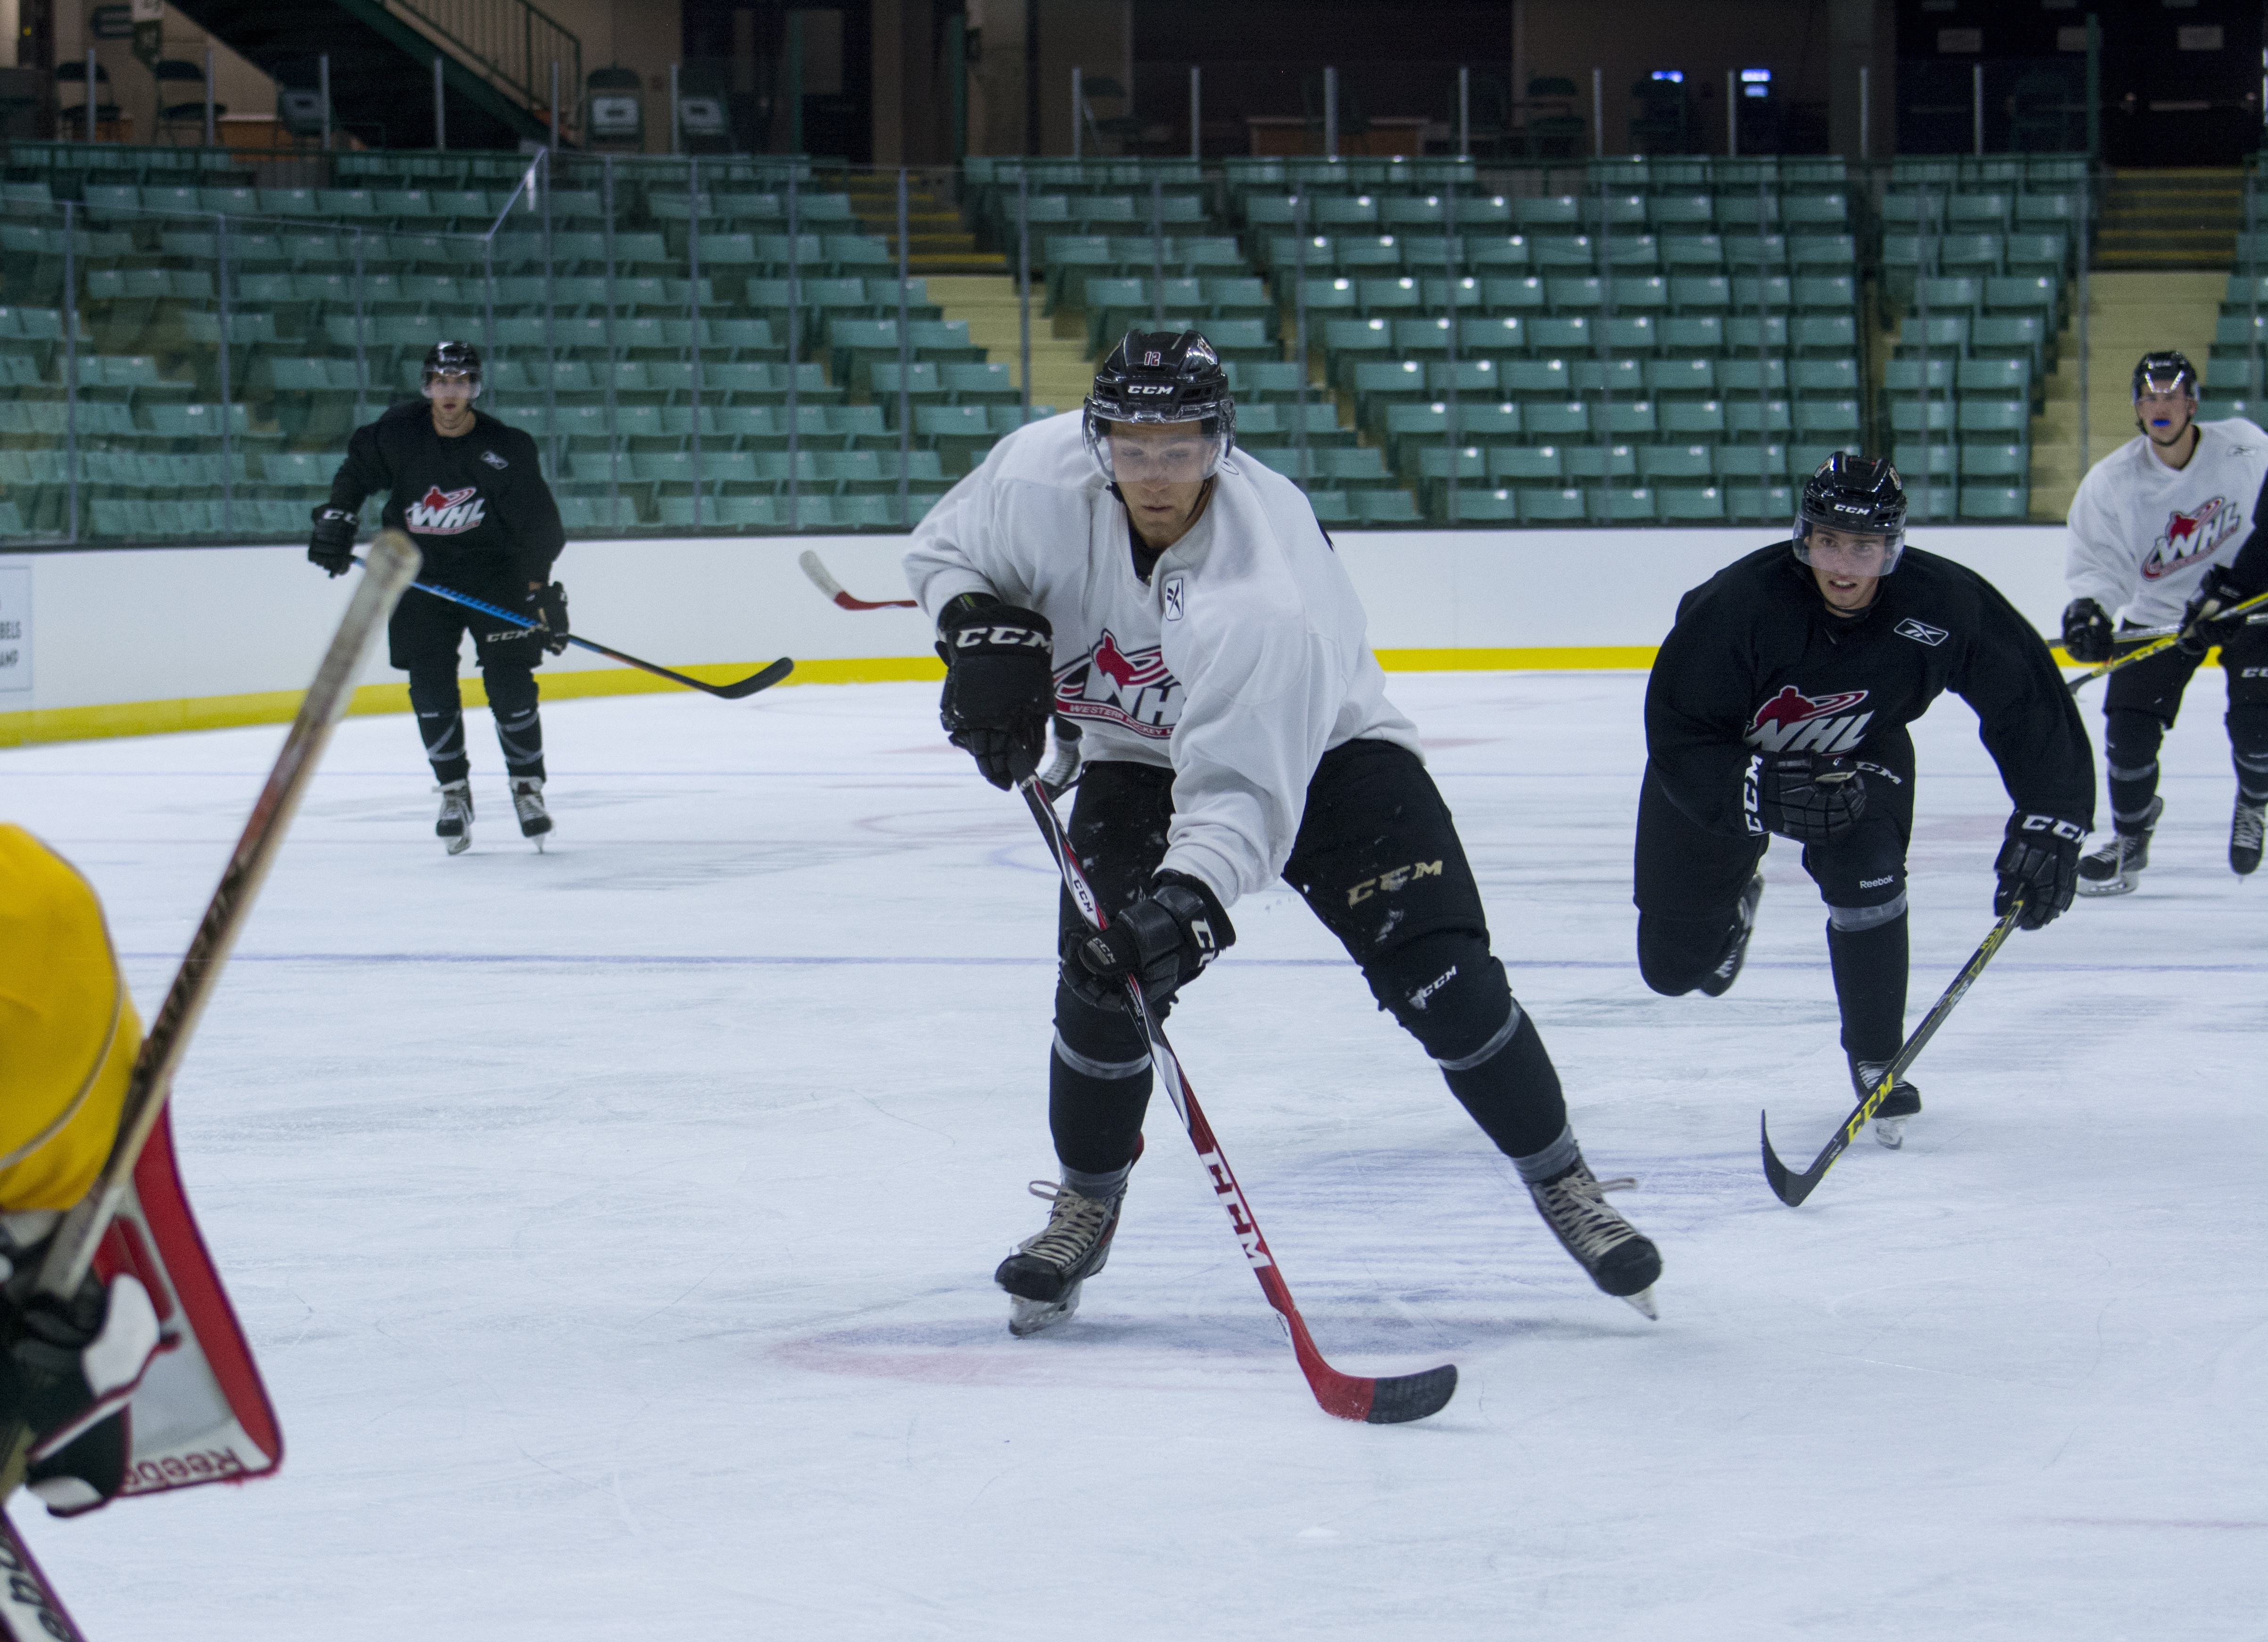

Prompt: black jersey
[1644,542,2095,838]
[325,401,565,587]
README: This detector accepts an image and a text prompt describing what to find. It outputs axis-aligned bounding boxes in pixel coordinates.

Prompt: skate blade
[1007,1282,1082,1338]
[1618,1286,1659,1322]
[444,833,471,856]
[1875,1115,1907,1150]
[2075,875,2137,897]
[532,834,547,853]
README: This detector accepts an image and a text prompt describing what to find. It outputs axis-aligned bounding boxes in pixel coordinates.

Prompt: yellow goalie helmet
[0,826,142,1211]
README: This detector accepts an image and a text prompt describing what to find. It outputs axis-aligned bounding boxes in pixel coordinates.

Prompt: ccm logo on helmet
[1125,382,1174,395]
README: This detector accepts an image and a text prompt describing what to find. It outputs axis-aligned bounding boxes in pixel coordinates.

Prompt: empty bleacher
[0,142,2101,541]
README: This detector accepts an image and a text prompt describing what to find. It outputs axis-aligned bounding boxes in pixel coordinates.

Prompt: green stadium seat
[1961,443,2029,479]
[1518,488,1588,522]
[1351,489,1423,524]
[1432,487,1520,523]
[1956,400,2029,435]
[1959,485,2029,519]
[1656,485,1726,521]
[1638,443,1717,481]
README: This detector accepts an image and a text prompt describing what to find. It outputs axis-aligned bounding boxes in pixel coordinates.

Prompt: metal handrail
[380,0,581,137]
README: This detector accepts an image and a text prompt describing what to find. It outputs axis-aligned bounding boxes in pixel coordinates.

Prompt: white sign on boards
[0,564,30,693]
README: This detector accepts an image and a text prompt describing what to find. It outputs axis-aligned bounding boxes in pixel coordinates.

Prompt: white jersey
[2064,418,2268,628]
[903,410,1419,906]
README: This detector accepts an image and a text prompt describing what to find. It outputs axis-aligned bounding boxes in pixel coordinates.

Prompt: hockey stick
[1760,897,2027,1207]
[0,531,421,1508]
[2064,588,2268,694]
[352,555,795,700]
[1018,777,1458,1424]
[0,1508,88,1641]
[798,548,918,610]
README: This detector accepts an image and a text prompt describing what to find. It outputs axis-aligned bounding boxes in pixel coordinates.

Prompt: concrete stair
[2029,269,2223,519]
[2094,168,2242,271]
[843,177,1007,276]
[922,276,1095,410]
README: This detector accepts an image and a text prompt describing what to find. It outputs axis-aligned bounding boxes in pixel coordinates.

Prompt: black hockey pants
[1046,738,1568,1178]
[2100,613,2268,832]
[1631,732,1917,1066]
[387,555,548,785]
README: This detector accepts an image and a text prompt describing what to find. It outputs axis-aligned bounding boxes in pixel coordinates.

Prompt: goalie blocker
[0,828,280,1520]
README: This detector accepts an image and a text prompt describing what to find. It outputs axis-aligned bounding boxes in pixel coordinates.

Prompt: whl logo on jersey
[1743,685,1873,754]
[2143,496,2238,580]
[404,484,486,535]
[1053,629,1183,738]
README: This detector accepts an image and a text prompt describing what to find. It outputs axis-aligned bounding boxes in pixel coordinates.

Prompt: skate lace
[1534,1171,1641,1260]
[1016,1181,1114,1269]
[2237,804,2267,850]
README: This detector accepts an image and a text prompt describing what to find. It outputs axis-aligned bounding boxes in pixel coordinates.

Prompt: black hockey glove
[1066,871,1236,1015]
[1748,752,1867,844]
[527,582,570,655]
[307,506,356,577]
[1993,812,2084,930]
[0,1240,160,1518]
[2177,566,2252,656]
[2060,597,2115,664]
[937,594,1055,790]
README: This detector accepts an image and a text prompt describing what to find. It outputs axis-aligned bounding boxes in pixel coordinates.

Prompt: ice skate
[1853,1059,1923,1150]
[2077,797,2159,896]
[434,780,474,855]
[1526,1157,1661,1319]
[2232,797,2265,877]
[1698,871,1765,997]
[510,776,552,851]
[995,1179,1127,1338]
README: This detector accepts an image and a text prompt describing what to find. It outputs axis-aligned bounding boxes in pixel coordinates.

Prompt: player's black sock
[2105,708,2168,833]
[1827,913,1908,1066]
[485,666,545,780]
[1442,1010,1570,1162]
[407,671,468,785]
[1048,988,1151,1177]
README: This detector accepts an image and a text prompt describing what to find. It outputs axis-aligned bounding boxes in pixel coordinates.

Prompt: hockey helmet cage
[2130,349,2199,402]
[422,339,484,398]
[1083,329,1235,484]
[1793,452,1908,574]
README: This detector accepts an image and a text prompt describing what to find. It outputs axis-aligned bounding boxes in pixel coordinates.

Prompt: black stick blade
[711,657,796,699]
[1362,1363,1459,1425]
[1760,1109,1838,1207]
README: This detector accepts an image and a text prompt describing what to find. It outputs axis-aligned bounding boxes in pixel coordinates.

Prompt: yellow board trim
[0,644,2220,748]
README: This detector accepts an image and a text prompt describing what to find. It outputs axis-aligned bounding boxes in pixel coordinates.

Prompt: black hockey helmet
[2132,349,2198,442]
[1083,329,1235,484]
[2131,349,2199,402]
[1793,452,1908,574]
[422,339,483,398]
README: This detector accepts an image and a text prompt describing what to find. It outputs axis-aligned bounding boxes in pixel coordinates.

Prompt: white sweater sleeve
[2064,459,2139,616]
[902,460,1010,618]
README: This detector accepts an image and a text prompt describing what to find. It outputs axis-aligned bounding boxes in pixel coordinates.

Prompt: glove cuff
[1152,870,1236,953]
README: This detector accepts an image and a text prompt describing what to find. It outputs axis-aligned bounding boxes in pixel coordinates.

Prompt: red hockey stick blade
[798,549,917,609]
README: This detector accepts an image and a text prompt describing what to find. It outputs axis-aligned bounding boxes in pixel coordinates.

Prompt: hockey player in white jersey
[905,331,1661,1337]
[2061,350,2268,889]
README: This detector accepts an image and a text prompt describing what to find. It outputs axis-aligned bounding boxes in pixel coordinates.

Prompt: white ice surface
[3,672,2263,1640]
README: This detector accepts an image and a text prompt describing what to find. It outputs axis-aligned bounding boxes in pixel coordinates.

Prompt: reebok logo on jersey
[2143,496,2238,580]
[1743,685,1874,754]
[1054,629,1183,738]
[1162,575,1185,621]
[480,449,508,469]
[1893,618,1948,646]
[404,484,486,535]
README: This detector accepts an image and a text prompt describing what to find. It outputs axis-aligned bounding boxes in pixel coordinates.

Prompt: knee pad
[1052,980,1150,1074]
[484,666,540,720]
[2104,708,2167,779]
[1363,929,1518,1068]
[1636,912,1733,997]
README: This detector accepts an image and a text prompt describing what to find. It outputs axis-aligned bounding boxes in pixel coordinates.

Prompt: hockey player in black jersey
[1634,456,2094,1147]
[307,341,568,854]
